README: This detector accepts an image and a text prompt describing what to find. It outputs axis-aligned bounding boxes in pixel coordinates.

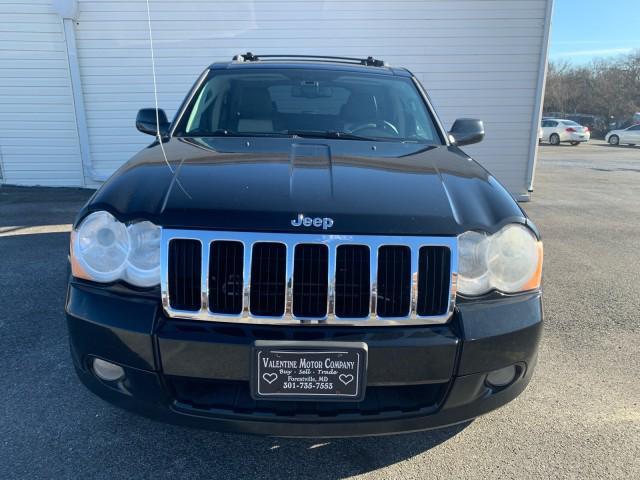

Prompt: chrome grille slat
[200,239,210,315]
[369,247,378,320]
[160,230,458,326]
[241,243,252,318]
[326,245,336,318]
[284,243,294,317]
[410,247,420,318]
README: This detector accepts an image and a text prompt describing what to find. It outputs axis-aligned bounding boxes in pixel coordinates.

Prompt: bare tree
[544,50,640,126]
[544,60,572,114]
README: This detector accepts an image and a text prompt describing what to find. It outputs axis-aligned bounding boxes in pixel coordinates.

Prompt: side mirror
[136,108,169,137]
[449,118,484,146]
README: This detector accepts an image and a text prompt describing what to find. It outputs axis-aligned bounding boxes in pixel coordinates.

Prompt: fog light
[486,365,517,387]
[92,358,124,382]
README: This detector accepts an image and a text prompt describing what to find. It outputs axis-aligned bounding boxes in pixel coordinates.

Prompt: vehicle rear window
[178,68,443,144]
[561,121,581,126]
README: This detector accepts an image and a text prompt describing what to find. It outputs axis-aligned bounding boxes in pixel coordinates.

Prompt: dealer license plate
[251,341,367,401]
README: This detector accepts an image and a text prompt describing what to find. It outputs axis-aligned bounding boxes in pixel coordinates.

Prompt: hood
[84,137,526,236]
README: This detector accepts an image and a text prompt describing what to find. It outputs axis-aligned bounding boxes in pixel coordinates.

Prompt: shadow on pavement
[93,411,471,479]
[538,143,581,148]
[591,143,639,149]
[0,185,93,227]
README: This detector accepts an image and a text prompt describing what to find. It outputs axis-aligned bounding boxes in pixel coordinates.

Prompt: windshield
[177,68,443,143]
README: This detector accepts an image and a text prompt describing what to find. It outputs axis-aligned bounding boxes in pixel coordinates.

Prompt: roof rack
[231,52,388,67]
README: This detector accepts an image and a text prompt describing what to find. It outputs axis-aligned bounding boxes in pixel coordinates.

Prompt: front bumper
[66,281,542,437]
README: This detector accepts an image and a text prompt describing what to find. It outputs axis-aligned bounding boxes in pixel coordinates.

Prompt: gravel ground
[0,140,638,479]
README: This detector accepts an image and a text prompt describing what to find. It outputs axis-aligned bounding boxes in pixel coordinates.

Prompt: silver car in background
[605,124,640,146]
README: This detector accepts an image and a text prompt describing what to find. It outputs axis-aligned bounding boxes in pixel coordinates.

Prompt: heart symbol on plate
[338,374,354,386]
[262,373,278,384]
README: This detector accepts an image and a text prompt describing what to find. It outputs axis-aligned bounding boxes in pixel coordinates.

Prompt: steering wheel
[350,120,400,137]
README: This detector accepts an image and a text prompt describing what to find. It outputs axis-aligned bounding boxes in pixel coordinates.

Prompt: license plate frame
[251,341,368,401]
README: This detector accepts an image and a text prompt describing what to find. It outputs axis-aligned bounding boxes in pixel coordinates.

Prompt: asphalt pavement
[0,140,638,479]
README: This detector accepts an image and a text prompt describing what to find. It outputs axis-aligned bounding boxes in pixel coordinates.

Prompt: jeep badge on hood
[291,214,334,230]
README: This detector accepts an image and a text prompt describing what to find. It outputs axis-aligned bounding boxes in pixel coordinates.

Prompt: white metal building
[0,0,552,200]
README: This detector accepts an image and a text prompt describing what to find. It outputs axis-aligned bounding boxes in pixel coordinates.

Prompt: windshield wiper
[185,129,394,141]
[283,130,384,141]
[189,129,290,138]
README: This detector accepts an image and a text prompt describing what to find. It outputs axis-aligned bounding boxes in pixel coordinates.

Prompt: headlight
[126,221,161,287]
[71,211,161,287]
[458,230,491,295]
[71,211,129,283]
[458,224,542,296]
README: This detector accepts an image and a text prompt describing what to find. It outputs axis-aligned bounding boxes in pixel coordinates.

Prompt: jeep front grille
[168,239,201,312]
[376,246,411,317]
[292,244,329,318]
[161,230,457,326]
[334,245,370,318]
[209,241,244,314]
[249,242,286,316]
[417,246,452,316]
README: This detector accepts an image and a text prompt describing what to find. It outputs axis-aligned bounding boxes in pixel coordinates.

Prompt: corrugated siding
[0,0,83,186]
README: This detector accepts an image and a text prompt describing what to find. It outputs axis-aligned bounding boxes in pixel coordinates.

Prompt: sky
[549,0,640,64]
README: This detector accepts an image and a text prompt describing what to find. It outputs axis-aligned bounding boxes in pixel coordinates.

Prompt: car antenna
[144,1,191,199]
[144,0,174,174]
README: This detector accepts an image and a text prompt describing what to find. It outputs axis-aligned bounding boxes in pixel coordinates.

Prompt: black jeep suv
[66,54,543,437]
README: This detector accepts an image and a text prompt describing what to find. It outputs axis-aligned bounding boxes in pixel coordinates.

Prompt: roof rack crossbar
[232,52,387,67]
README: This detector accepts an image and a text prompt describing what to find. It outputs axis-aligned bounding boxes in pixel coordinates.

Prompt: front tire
[609,135,620,145]
[550,133,560,145]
